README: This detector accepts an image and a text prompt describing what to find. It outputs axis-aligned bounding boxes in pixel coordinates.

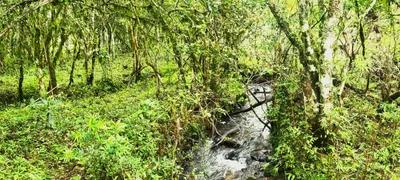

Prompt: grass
[0,54,246,179]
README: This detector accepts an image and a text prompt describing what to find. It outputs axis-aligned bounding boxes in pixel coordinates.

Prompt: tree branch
[213,126,240,148]
[0,0,54,38]
[267,1,302,50]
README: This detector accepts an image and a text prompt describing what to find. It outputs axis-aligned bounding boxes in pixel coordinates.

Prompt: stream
[183,83,274,180]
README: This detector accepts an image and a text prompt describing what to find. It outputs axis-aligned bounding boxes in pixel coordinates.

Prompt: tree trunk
[68,44,80,88]
[130,25,141,83]
[172,39,186,86]
[48,28,68,93]
[268,0,342,148]
[84,41,89,83]
[38,53,45,94]
[53,28,68,66]
[313,0,342,148]
[0,49,3,75]
[155,26,161,97]
[18,59,24,102]
[43,9,57,94]
[298,1,320,115]
[319,0,341,115]
[107,24,113,79]
[44,40,57,94]
[87,39,97,86]
[33,27,45,94]
[47,53,57,94]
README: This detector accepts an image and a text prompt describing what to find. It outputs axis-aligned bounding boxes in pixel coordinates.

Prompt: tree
[267,0,343,147]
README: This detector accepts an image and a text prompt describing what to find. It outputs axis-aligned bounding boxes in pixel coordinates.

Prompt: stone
[225,149,241,160]
[250,150,268,162]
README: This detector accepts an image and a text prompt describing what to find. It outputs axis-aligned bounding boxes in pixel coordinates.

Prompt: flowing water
[184,83,273,180]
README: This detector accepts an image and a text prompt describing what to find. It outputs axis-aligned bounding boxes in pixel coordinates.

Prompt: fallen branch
[213,127,240,147]
[248,87,260,103]
[249,104,271,131]
[247,88,271,130]
[229,97,271,116]
[254,91,272,94]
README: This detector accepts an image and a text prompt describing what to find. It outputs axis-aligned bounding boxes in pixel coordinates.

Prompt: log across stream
[183,83,274,180]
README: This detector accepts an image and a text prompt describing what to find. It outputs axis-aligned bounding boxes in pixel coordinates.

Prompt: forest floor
[0,55,252,179]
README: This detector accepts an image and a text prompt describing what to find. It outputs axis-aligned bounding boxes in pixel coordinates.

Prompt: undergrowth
[0,56,246,179]
[267,72,400,179]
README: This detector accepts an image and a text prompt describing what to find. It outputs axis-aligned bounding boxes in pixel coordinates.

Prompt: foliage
[266,0,400,179]
[1,0,399,179]
[0,61,245,178]
[267,71,400,179]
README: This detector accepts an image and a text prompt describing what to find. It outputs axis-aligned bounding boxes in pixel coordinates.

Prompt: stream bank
[183,82,274,180]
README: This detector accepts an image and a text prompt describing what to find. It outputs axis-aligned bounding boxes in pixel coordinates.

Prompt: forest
[0,0,399,179]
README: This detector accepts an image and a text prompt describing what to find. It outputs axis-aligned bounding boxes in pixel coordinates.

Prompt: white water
[184,83,273,180]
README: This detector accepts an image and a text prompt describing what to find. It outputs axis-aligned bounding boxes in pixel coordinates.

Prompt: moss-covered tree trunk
[268,0,342,147]
[68,42,80,88]
[0,49,3,75]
